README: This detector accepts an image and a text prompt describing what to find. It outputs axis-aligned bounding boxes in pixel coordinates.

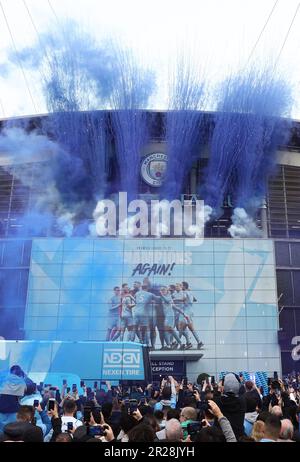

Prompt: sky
[0,0,300,118]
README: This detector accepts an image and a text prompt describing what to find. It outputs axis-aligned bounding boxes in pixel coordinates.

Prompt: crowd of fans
[0,365,299,443]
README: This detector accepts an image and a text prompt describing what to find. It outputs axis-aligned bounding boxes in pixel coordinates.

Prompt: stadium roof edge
[0,109,299,124]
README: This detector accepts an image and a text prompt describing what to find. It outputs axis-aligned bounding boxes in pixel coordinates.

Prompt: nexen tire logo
[103,349,141,368]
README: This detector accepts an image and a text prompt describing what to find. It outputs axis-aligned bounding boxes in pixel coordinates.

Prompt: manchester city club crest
[140,152,168,187]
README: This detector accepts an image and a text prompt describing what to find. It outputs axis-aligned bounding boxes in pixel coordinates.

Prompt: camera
[198,400,210,413]
[88,426,105,437]
[187,421,202,440]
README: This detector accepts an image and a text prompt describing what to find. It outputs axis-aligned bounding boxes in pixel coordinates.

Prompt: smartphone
[129,399,138,413]
[140,397,146,405]
[89,426,104,437]
[33,399,39,408]
[66,387,70,393]
[130,403,138,413]
[124,399,130,414]
[80,380,85,388]
[92,406,102,424]
[83,406,92,423]
[94,381,98,389]
[47,399,55,411]
[63,379,67,386]
[72,384,77,392]
[187,421,202,436]
[211,376,215,385]
[67,422,73,431]
[274,371,278,380]
[39,382,44,388]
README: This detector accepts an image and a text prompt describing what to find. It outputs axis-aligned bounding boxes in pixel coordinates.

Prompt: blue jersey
[121,294,135,317]
[183,291,193,310]
[135,290,158,316]
[109,295,121,316]
[160,294,174,317]
[172,290,186,308]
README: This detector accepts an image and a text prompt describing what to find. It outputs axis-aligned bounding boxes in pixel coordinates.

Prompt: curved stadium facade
[0,111,300,378]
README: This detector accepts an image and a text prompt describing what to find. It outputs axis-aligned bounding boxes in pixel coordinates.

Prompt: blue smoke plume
[161,55,208,199]
[201,66,293,234]
[229,69,292,210]
[3,22,156,236]
[109,46,156,200]
[36,22,114,205]
[0,123,85,236]
[9,21,116,109]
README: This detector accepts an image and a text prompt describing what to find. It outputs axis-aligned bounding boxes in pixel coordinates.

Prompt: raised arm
[151,293,162,303]
[171,302,189,319]
[208,400,237,442]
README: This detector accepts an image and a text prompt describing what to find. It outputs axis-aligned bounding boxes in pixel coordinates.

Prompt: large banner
[24,238,281,375]
[0,341,147,382]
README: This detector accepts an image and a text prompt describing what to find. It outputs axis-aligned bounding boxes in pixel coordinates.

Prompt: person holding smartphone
[13,404,44,442]
[0,365,28,432]
[30,400,52,437]
[60,399,83,433]
[262,380,283,411]
[154,376,177,412]
[46,400,64,442]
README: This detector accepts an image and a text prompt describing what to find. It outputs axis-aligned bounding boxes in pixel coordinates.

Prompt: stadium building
[0,112,300,383]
